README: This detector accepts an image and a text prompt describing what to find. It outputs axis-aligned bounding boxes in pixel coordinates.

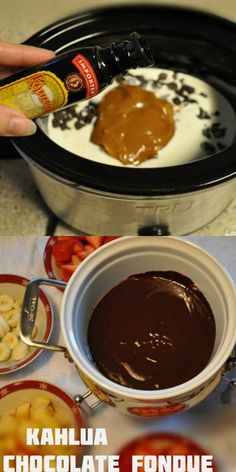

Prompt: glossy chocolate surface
[88,272,216,390]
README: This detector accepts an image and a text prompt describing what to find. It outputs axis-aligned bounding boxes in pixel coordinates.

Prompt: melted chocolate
[91,85,175,165]
[88,272,216,390]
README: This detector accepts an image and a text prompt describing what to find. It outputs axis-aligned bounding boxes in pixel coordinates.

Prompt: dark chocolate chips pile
[52,102,98,131]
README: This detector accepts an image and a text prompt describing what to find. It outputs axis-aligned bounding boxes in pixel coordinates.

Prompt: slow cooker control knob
[138,224,170,236]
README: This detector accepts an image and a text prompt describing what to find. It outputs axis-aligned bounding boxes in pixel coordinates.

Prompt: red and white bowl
[0,379,83,426]
[0,274,53,374]
[44,236,63,281]
[0,380,84,463]
[44,236,119,284]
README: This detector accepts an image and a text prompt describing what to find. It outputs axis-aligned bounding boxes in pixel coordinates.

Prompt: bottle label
[72,54,99,98]
[0,71,68,119]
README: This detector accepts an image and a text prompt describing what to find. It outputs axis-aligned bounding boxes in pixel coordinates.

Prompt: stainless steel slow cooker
[13,5,236,235]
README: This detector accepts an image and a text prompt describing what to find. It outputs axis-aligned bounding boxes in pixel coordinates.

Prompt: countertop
[0,0,236,236]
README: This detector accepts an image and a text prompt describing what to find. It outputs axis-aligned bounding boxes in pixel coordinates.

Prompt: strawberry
[71,255,81,266]
[73,241,84,254]
[85,236,104,249]
[103,236,118,244]
[62,273,71,283]
[52,240,75,265]
[77,244,94,260]
[57,236,73,241]
[60,264,77,274]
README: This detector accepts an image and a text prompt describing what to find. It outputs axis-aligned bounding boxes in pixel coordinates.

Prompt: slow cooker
[13,5,236,235]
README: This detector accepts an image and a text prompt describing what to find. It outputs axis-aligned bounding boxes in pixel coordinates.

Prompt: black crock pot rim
[24,3,236,43]
[13,4,236,197]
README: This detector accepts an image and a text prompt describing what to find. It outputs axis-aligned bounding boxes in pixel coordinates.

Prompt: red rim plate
[0,379,83,432]
[118,432,218,471]
[44,236,119,285]
[0,274,53,374]
[44,236,60,281]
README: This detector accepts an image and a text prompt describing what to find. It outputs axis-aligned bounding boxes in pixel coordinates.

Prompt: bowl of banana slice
[0,274,53,374]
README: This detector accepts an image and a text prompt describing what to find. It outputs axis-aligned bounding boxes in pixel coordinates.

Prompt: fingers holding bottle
[0,105,37,137]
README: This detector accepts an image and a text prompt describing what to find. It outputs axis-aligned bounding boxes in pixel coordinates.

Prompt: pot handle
[20,277,68,355]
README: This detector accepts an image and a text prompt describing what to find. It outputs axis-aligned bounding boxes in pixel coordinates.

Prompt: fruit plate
[0,274,53,374]
[0,380,84,466]
[118,432,218,471]
[44,236,118,283]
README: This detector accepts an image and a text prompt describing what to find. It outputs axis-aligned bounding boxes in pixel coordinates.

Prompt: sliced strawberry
[71,255,82,266]
[73,241,84,254]
[77,244,94,260]
[57,236,74,241]
[60,264,77,274]
[103,236,118,244]
[62,273,71,282]
[53,240,75,264]
[85,236,104,249]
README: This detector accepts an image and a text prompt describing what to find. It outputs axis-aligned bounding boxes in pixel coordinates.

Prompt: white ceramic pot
[21,237,236,417]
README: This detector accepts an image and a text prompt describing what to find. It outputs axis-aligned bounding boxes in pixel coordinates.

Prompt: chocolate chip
[173,97,181,105]
[212,127,227,138]
[217,142,227,150]
[197,107,210,119]
[201,142,216,155]
[158,72,168,81]
[167,82,178,91]
[202,128,212,139]
[180,85,195,94]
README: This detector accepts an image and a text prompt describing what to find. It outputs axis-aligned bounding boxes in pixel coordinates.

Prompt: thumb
[0,105,37,137]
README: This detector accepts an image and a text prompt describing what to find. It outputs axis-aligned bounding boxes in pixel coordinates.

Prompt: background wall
[1,0,236,43]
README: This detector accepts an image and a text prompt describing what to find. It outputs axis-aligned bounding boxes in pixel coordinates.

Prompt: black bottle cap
[127,32,154,67]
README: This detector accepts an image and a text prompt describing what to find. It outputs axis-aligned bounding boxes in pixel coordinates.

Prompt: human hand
[0,41,55,137]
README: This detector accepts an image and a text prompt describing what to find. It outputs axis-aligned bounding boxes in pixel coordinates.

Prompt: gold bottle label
[0,71,68,119]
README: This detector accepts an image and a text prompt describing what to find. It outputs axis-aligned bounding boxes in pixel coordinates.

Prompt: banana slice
[0,317,10,335]
[11,341,29,361]
[0,326,4,339]
[0,342,11,361]
[14,300,22,311]
[0,295,14,313]
[8,309,20,328]
[12,325,20,337]
[3,332,18,350]
[0,311,12,320]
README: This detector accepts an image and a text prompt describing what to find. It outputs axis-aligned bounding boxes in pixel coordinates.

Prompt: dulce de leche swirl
[88,272,216,391]
[91,85,175,165]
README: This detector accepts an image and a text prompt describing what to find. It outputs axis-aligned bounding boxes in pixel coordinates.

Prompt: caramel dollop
[91,85,175,165]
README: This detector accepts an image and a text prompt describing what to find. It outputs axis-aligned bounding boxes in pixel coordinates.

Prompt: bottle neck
[97,44,133,81]
[97,33,153,82]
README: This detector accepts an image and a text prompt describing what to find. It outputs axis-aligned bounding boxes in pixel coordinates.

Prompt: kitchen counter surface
[0,0,236,236]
